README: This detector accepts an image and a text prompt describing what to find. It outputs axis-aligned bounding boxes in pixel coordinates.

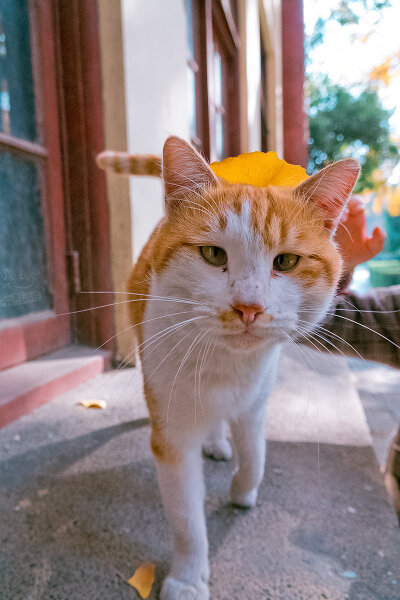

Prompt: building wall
[238,0,283,156]
[121,0,191,260]
[98,0,133,360]
[99,0,286,359]
[120,0,284,260]
[261,0,284,156]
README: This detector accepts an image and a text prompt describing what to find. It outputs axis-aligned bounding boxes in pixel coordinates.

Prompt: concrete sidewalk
[0,348,399,600]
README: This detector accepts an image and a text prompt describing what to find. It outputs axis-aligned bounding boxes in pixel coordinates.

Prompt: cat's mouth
[219,327,268,349]
[218,323,290,350]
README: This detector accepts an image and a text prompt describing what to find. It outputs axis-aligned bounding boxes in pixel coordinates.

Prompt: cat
[97,136,359,600]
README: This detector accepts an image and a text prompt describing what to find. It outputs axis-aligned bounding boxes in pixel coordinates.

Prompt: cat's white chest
[140,294,280,432]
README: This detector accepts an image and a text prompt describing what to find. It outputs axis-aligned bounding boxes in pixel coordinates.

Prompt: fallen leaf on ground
[127,563,155,599]
[16,499,31,509]
[78,399,107,409]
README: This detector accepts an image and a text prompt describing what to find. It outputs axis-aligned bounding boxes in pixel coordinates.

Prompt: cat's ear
[162,136,218,211]
[295,159,360,233]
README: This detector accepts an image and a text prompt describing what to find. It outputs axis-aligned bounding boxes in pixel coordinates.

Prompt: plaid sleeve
[306,285,400,369]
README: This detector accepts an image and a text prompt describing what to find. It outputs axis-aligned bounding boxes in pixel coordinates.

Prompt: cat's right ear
[162,136,218,212]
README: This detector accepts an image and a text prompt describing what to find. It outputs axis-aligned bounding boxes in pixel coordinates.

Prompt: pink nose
[232,303,264,325]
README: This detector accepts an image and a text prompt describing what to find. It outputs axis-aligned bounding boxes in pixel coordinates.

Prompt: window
[260,25,268,151]
[0,1,51,319]
[185,0,200,148]
[184,0,240,161]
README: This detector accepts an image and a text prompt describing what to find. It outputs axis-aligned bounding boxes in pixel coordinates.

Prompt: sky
[303,0,400,144]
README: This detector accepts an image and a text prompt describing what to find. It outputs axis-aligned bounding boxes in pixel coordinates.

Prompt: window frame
[0,0,70,370]
[188,0,241,162]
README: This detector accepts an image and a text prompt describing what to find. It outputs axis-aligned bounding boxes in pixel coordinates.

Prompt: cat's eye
[199,246,227,266]
[273,253,300,272]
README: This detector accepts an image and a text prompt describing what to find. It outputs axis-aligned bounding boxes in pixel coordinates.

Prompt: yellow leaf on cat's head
[78,399,107,409]
[210,151,309,188]
[127,563,155,599]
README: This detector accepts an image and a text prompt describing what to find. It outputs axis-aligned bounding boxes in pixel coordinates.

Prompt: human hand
[335,195,386,271]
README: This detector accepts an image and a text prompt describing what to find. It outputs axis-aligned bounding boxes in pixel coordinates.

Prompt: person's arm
[315,286,400,369]
[302,196,400,368]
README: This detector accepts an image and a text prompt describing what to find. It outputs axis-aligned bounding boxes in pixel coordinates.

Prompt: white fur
[139,207,335,599]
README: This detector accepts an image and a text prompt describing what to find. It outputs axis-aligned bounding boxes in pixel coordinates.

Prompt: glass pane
[0,153,51,318]
[184,0,194,57]
[213,50,223,106]
[185,0,198,141]
[215,113,224,161]
[0,0,36,141]
[213,50,224,160]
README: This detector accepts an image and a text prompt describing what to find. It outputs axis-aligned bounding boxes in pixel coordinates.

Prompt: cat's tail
[96,151,162,178]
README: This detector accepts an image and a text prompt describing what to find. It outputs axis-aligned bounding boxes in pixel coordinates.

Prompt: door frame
[53,0,115,352]
[0,0,70,370]
[0,0,116,371]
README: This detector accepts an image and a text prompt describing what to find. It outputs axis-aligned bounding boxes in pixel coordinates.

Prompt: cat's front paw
[202,437,232,461]
[230,477,258,508]
[160,576,209,600]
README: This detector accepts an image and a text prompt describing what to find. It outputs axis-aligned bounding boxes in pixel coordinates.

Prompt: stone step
[0,345,110,428]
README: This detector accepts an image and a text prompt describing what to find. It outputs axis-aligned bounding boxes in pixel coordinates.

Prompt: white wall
[245,0,262,152]
[121,0,190,259]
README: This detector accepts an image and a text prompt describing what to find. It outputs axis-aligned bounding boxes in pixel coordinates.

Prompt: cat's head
[151,136,359,351]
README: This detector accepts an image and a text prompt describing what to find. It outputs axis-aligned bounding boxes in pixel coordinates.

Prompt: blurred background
[0,0,399,417]
[1,6,400,595]
[304,0,400,294]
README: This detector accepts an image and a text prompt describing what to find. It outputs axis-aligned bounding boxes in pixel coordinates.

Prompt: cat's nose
[231,303,264,325]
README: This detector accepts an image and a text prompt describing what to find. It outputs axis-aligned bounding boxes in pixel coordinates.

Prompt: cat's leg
[202,419,232,461]
[229,401,266,508]
[153,435,209,600]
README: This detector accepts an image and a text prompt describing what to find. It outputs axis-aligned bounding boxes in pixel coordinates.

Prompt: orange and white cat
[98,137,359,600]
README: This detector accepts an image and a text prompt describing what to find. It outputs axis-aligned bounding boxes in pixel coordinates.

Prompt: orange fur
[107,137,360,595]
[96,150,161,177]
[128,181,343,440]
[105,138,359,470]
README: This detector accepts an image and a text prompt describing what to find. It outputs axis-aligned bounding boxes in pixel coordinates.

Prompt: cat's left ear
[295,159,360,234]
[162,136,218,213]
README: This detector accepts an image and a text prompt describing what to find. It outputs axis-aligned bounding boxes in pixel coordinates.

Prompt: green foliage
[307,78,399,192]
[308,0,391,49]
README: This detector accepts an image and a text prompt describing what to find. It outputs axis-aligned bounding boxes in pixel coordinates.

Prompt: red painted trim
[281,0,308,168]
[0,313,69,371]
[0,132,48,158]
[53,0,116,352]
[0,354,105,429]
[0,1,71,370]
[32,0,70,318]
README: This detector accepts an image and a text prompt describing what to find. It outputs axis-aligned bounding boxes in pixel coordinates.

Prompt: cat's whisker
[163,167,220,217]
[296,325,337,362]
[95,309,201,354]
[296,325,349,369]
[165,329,210,449]
[286,337,315,429]
[301,305,400,314]
[298,318,366,361]
[56,296,207,318]
[194,329,212,431]
[95,317,206,404]
[198,332,215,420]
[337,220,355,243]
[288,337,323,490]
[162,180,217,220]
[320,312,400,350]
[78,290,204,305]
[112,317,208,410]
[141,318,209,392]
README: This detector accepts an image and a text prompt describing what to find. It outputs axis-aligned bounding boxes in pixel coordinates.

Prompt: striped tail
[96,150,162,177]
